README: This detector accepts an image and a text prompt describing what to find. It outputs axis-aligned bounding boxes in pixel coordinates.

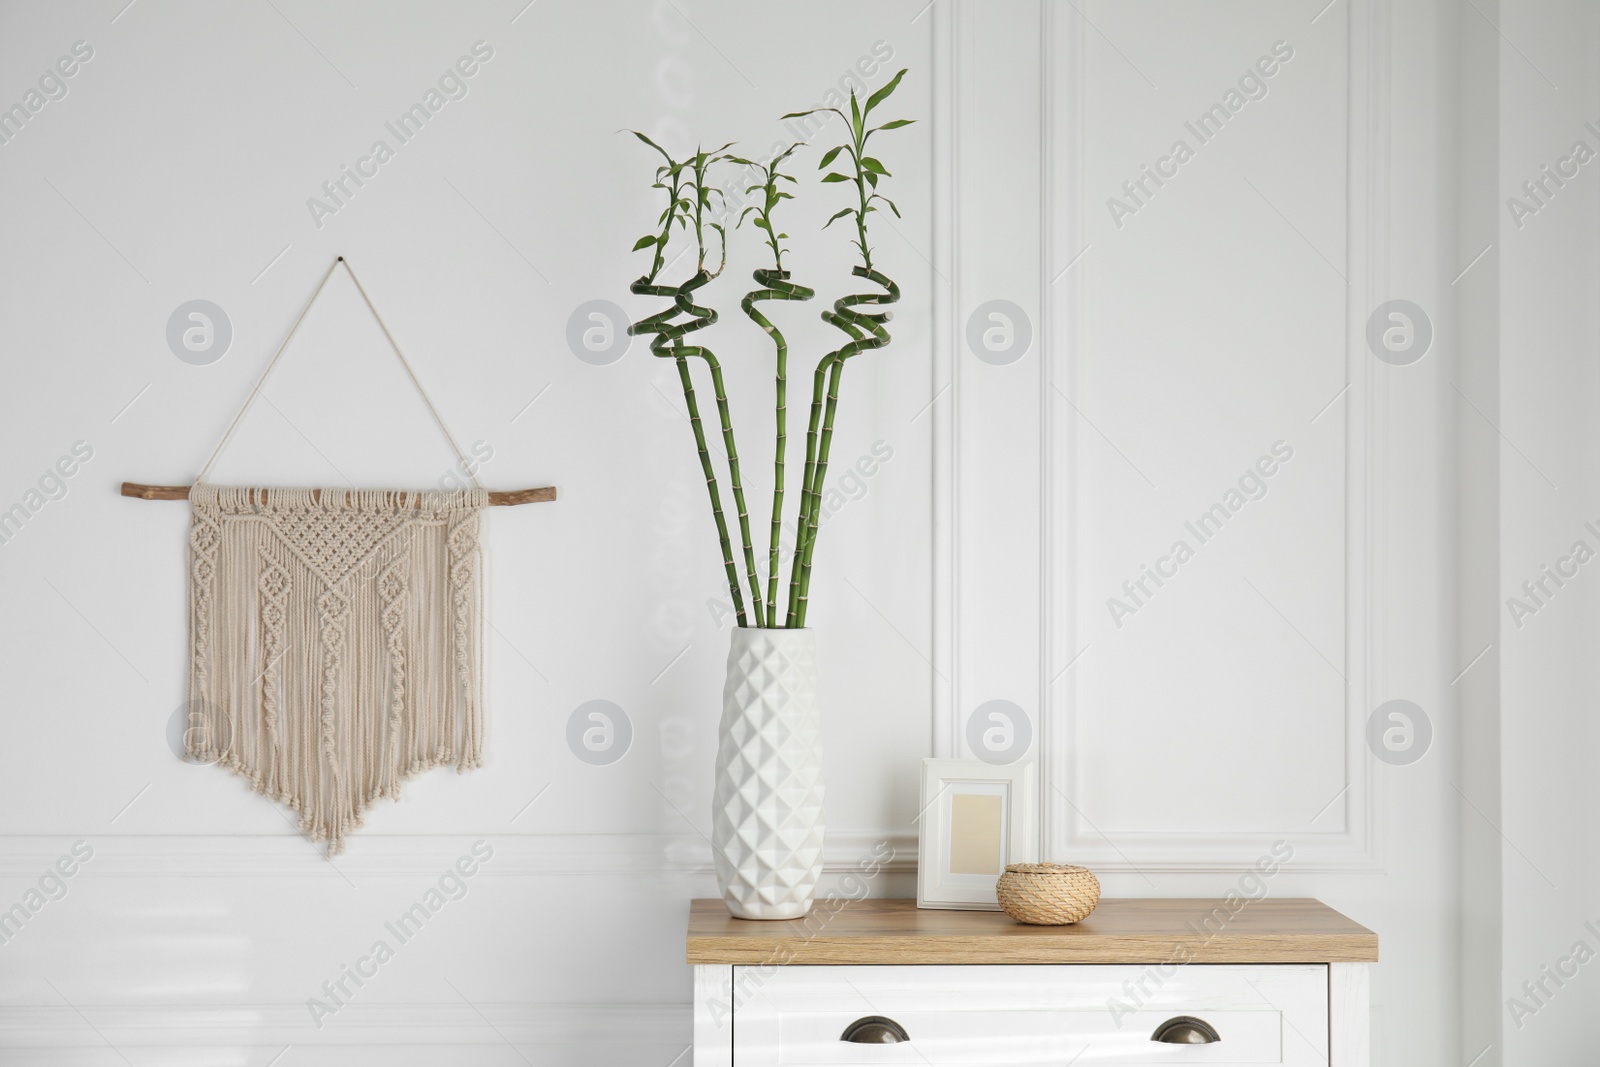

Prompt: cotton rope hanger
[121,255,556,505]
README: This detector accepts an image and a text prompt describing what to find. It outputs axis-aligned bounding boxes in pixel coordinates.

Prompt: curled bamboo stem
[789,267,899,627]
[625,81,911,629]
[674,277,766,628]
[630,275,748,627]
[743,267,814,625]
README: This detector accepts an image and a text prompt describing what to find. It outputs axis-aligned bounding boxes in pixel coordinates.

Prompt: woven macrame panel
[187,485,486,854]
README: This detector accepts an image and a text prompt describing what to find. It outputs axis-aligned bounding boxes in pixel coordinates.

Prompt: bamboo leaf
[822,207,854,229]
[873,118,915,131]
[632,235,657,250]
[821,172,852,183]
[781,107,838,121]
[818,145,844,169]
[630,130,673,160]
[768,142,803,170]
[865,69,908,114]
[861,157,890,176]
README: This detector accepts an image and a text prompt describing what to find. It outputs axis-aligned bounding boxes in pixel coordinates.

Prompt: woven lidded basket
[996,863,1101,925]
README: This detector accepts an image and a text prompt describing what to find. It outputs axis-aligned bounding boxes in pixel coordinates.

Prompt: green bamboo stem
[627,138,759,627]
[778,73,911,627]
[790,267,899,627]
[673,350,747,624]
[625,79,911,630]
[630,276,748,627]
[785,352,839,627]
[712,356,765,628]
[677,147,765,626]
[743,267,814,624]
[768,300,787,625]
[673,276,765,628]
[793,359,849,628]
[731,144,810,628]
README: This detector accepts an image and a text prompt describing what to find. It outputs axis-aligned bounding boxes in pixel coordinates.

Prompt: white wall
[1,0,1586,1063]
[1495,1,1600,1062]
[948,3,1463,1063]
[1454,0,1504,1059]
[0,3,933,1063]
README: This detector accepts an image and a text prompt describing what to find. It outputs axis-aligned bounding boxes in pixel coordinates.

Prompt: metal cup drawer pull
[1151,1016,1222,1043]
[840,1016,911,1043]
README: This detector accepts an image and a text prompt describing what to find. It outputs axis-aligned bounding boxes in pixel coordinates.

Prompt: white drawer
[733,964,1328,1065]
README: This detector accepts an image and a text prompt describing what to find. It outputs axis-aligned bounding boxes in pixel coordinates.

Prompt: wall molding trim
[0,1002,689,1050]
[929,0,959,760]
[0,831,918,878]
[1033,0,1389,873]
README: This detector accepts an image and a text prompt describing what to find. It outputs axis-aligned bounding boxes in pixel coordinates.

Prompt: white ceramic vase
[710,627,826,919]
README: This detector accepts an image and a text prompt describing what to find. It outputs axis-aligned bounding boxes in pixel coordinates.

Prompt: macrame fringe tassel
[187,484,486,855]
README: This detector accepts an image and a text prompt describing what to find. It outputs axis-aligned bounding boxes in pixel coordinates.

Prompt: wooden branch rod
[120,483,556,506]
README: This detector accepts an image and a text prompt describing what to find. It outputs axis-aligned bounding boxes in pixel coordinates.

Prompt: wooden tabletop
[687,898,1377,965]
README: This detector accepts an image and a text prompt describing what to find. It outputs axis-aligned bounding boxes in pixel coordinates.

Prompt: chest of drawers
[687,897,1376,1065]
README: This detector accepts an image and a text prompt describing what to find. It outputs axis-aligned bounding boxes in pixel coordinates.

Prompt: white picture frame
[916,758,1038,910]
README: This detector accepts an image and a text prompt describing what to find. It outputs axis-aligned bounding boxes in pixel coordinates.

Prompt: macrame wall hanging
[124,257,555,854]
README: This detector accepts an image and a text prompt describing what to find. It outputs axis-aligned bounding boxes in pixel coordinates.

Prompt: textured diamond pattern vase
[711,627,826,919]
